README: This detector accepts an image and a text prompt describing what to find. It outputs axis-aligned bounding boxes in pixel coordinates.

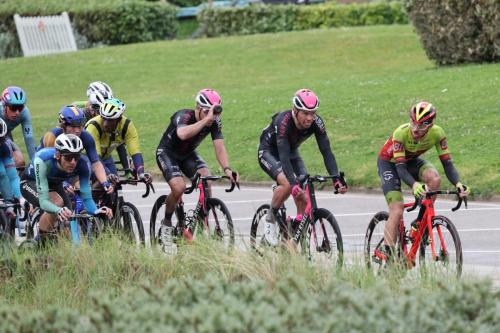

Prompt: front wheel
[304,208,343,268]
[419,215,462,278]
[119,202,145,245]
[199,198,234,249]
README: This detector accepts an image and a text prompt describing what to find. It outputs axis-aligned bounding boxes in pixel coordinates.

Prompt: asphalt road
[125,182,500,281]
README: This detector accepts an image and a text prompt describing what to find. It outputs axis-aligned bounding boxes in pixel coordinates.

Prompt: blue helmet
[59,105,86,127]
[2,86,26,106]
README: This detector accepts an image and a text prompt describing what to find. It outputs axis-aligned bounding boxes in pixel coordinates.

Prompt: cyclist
[377,101,470,258]
[258,89,347,246]
[155,88,239,251]
[38,105,113,194]
[73,81,132,178]
[85,98,152,182]
[21,134,112,244]
[0,86,36,169]
[0,118,20,218]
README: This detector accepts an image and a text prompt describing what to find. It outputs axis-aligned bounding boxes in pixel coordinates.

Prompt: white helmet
[89,91,110,106]
[86,81,113,99]
[54,134,83,154]
[100,98,125,119]
[0,118,7,138]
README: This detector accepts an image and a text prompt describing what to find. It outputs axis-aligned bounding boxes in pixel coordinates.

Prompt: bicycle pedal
[183,228,193,243]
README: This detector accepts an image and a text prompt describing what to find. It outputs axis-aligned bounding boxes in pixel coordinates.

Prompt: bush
[197,1,408,37]
[0,0,178,58]
[407,0,500,65]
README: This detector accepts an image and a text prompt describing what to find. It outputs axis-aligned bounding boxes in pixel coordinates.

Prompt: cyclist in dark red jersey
[156,89,239,252]
[258,89,347,246]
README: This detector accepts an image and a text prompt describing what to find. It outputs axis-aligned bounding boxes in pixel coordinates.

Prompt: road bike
[364,190,466,277]
[150,172,238,253]
[250,174,344,268]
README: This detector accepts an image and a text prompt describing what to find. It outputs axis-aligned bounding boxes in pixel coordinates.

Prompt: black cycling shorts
[20,178,71,210]
[156,148,208,182]
[258,149,307,181]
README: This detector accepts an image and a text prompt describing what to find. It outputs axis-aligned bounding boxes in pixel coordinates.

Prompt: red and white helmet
[195,88,222,109]
[292,89,319,112]
[410,101,436,124]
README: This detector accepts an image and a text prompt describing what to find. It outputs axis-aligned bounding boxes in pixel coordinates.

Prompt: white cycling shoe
[160,225,175,255]
[263,217,279,247]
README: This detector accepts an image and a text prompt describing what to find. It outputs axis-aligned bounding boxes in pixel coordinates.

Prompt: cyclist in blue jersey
[38,105,113,194]
[0,118,20,218]
[0,86,36,169]
[21,134,112,243]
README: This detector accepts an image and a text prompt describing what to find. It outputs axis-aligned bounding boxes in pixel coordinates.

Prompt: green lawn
[2,25,499,196]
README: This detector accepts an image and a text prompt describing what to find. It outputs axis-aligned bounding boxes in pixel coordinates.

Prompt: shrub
[0,0,178,58]
[197,2,408,37]
[407,0,500,65]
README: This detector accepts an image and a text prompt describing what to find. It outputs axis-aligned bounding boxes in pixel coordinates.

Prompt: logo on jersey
[440,138,448,150]
[392,141,403,152]
[382,171,394,181]
[315,116,326,133]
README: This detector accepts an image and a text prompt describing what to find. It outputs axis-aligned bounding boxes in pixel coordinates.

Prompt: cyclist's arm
[177,117,210,141]
[123,122,145,175]
[78,162,98,214]
[314,119,340,177]
[85,122,103,157]
[213,139,230,170]
[4,155,20,200]
[20,108,36,160]
[434,129,460,185]
[0,144,15,200]
[34,157,62,213]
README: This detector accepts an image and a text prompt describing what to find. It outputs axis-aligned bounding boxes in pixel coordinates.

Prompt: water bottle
[409,220,418,241]
[75,195,83,214]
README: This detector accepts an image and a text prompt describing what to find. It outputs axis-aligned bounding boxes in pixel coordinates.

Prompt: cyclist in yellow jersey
[377,101,470,257]
[85,98,152,184]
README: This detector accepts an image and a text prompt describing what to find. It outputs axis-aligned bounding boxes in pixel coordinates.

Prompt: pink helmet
[195,89,222,109]
[292,89,319,112]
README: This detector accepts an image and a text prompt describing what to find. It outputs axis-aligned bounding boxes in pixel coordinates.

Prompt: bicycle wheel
[364,211,391,273]
[149,195,183,246]
[419,215,463,278]
[118,202,145,245]
[201,197,234,248]
[250,204,269,250]
[0,209,9,242]
[303,208,343,268]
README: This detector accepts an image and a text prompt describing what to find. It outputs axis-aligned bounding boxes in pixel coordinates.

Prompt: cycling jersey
[38,128,100,164]
[0,141,20,201]
[0,102,36,161]
[85,115,143,174]
[157,109,223,159]
[379,123,450,163]
[24,148,97,214]
[258,110,339,185]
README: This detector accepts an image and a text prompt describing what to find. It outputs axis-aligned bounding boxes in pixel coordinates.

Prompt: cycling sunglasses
[411,118,434,130]
[91,104,100,112]
[65,119,86,127]
[201,105,223,114]
[7,104,24,112]
[62,153,81,162]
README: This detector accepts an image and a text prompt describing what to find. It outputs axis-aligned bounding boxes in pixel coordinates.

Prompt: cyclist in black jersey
[156,89,239,252]
[258,89,347,246]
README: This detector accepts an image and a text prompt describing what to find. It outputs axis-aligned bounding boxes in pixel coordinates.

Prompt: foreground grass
[1,25,499,196]
[0,236,499,332]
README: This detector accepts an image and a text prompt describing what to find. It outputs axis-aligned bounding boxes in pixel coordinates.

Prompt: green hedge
[198,2,408,37]
[407,0,500,65]
[0,0,178,58]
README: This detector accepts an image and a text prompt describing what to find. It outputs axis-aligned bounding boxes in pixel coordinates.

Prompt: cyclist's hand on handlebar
[332,175,348,194]
[102,181,114,194]
[413,182,427,198]
[456,182,470,198]
[94,206,113,219]
[139,172,153,184]
[107,173,120,185]
[57,207,72,223]
[224,167,239,183]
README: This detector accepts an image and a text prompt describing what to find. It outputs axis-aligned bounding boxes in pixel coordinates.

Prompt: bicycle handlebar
[184,172,240,194]
[406,190,467,212]
[298,171,346,194]
[117,178,155,198]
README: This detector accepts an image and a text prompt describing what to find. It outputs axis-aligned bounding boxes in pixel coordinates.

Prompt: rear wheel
[365,211,393,274]
[119,202,145,245]
[419,215,462,278]
[250,204,269,251]
[304,208,343,269]
[149,195,184,247]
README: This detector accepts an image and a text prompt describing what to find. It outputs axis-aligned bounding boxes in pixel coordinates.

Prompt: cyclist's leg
[291,153,307,216]
[181,151,209,192]
[378,158,404,250]
[156,149,185,226]
[416,158,440,200]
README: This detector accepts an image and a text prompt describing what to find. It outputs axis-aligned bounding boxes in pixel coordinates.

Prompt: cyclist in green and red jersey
[377,101,470,256]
